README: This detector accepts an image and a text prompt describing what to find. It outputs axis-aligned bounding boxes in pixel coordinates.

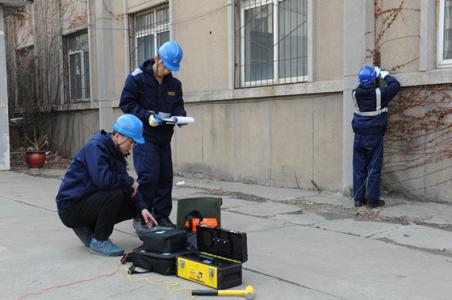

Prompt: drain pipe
[123,0,130,72]
[87,0,93,100]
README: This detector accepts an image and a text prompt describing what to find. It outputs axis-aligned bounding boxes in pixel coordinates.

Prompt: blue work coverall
[56,130,146,240]
[119,59,186,220]
[351,75,400,205]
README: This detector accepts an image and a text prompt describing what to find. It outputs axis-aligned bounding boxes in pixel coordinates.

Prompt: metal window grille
[130,4,170,69]
[236,0,308,87]
[63,29,90,102]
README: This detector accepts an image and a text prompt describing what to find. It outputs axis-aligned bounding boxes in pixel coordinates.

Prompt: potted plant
[24,128,48,168]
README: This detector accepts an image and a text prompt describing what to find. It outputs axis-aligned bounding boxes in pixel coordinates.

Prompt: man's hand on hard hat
[131,181,138,198]
[141,208,158,227]
[148,114,163,127]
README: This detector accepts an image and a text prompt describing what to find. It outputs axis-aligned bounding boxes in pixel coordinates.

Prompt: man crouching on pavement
[55,114,158,256]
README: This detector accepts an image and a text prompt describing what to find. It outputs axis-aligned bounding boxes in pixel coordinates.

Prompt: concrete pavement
[1,169,452,300]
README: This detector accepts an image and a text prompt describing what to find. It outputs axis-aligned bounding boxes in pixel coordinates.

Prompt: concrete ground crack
[375,237,452,258]
[365,225,404,239]
[13,199,57,213]
[243,267,348,300]
[183,185,269,202]
[222,208,274,219]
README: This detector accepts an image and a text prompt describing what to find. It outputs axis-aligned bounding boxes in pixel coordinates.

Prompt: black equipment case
[122,226,192,275]
[176,225,247,289]
[122,246,192,275]
[139,227,187,253]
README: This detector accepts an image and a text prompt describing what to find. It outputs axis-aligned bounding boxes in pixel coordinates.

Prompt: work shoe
[354,199,368,207]
[89,238,124,256]
[366,200,385,209]
[158,217,175,228]
[73,226,92,247]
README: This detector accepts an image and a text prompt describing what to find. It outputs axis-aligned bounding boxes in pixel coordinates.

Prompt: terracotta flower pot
[25,151,46,168]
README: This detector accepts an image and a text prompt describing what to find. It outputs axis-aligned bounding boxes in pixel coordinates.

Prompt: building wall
[172,93,343,191]
[171,0,345,91]
[14,4,33,49]
[382,84,452,202]
[168,0,344,191]
[171,0,230,93]
[378,0,421,73]
[88,0,98,103]
[110,0,130,99]
[314,0,343,81]
[61,0,87,34]
[49,109,99,157]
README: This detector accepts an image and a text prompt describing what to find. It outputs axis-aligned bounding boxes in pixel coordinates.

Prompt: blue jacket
[119,59,186,145]
[352,75,400,135]
[56,131,147,213]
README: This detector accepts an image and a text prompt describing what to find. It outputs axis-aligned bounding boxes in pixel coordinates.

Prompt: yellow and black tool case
[177,225,247,289]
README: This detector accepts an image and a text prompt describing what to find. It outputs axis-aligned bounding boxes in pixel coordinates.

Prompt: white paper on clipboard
[161,116,195,125]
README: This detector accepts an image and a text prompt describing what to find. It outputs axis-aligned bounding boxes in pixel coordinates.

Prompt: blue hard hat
[112,114,145,144]
[358,65,377,84]
[157,40,183,72]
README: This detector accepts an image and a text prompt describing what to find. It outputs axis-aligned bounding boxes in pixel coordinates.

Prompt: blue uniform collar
[358,82,375,89]
[139,58,173,85]
[96,130,126,159]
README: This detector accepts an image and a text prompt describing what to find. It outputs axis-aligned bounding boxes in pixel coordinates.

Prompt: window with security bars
[236,0,308,87]
[63,30,90,102]
[130,5,170,68]
[439,0,452,65]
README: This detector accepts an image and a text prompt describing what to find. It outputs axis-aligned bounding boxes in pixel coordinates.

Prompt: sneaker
[158,217,175,228]
[73,226,92,247]
[366,200,385,209]
[89,238,124,256]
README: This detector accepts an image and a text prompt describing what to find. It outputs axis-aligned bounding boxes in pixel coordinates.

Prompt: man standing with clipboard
[120,41,187,228]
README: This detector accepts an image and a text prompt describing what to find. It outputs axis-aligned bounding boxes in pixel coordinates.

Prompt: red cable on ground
[17,253,129,300]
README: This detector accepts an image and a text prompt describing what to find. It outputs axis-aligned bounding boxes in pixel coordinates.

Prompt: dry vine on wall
[370,0,452,201]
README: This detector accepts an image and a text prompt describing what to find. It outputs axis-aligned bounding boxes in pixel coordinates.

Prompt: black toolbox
[137,226,187,253]
[176,225,247,289]
[122,246,193,275]
[122,225,192,276]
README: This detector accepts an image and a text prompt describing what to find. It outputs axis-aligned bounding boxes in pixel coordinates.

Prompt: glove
[380,70,389,79]
[148,114,163,127]
[374,66,381,78]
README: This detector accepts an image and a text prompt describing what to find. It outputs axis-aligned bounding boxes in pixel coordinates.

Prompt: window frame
[438,0,452,66]
[239,0,310,87]
[67,49,90,101]
[132,5,170,67]
[63,30,90,103]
